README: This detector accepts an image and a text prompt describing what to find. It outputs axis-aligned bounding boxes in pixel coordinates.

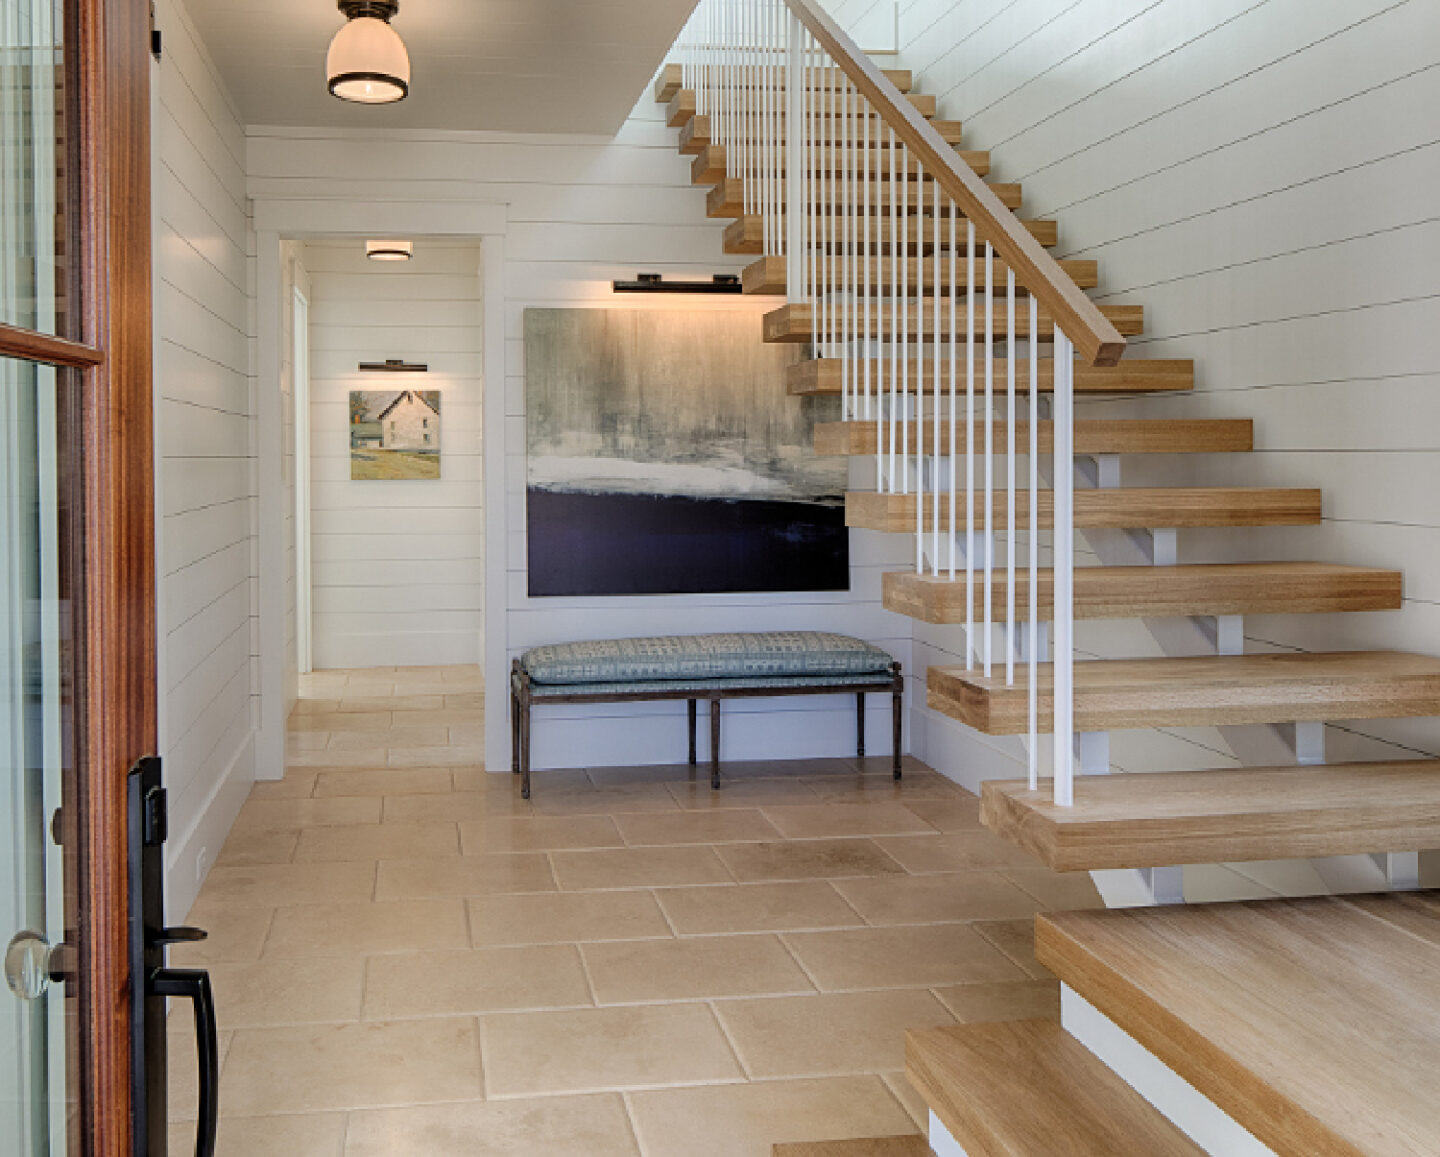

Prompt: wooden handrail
[0,322,104,369]
[782,0,1126,367]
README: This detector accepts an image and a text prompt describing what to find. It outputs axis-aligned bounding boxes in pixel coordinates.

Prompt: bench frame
[510,659,904,799]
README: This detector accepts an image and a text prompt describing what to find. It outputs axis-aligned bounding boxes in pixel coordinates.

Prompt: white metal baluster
[771,0,781,257]
[1006,268,1016,686]
[932,179,941,576]
[785,14,802,301]
[840,81,852,426]
[948,198,957,581]
[1028,293,1039,791]
[1054,329,1075,807]
[983,242,994,678]
[842,80,852,422]
[881,131,892,492]
[812,38,823,350]
[913,154,923,572]
[862,94,871,420]
[900,148,909,496]
[965,220,975,669]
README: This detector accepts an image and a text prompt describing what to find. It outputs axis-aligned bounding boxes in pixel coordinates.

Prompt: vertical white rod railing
[1006,269,1016,686]
[1028,298,1039,791]
[862,91,871,419]
[931,180,941,575]
[982,242,994,678]
[912,154,923,572]
[948,199,957,581]
[881,130,892,492]
[897,141,907,495]
[785,14,804,302]
[1053,330,1075,806]
[964,220,975,669]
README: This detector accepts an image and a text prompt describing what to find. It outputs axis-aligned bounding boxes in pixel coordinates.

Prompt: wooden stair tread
[765,301,1145,342]
[928,650,1440,735]
[709,177,1024,217]
[907,1021,1204,1156]
[682,113,964,153]
[846,487,1322,532]
[790,357,1192,396]
[815,417,1251,456]
[745,254,1097,295]
[981,760,1440,869]
[655,62,914,103]
[772,1137,930,1157]
[693,145,989,185]
[668,87,937,128]
[884,562,1402,623]
[1036,895,1440,1156]
[727,214,1058,254]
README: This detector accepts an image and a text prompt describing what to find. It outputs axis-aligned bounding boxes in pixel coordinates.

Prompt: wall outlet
[195,846,211,883]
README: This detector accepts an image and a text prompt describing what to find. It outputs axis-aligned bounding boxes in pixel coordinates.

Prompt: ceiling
[182,0,699,135]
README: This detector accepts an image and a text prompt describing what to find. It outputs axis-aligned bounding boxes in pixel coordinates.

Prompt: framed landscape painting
[350,389,442,480]
[524,308,849,596]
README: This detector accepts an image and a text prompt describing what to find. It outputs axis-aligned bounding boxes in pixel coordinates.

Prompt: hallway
[169,666,1099,1155]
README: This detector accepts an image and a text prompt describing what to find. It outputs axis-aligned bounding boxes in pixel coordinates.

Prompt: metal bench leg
[511,684,520,774]
[856,692,866,760]
[688,699,697,765]
[520,695,533,800]
[710,698,721,790]
[892,663,903,780]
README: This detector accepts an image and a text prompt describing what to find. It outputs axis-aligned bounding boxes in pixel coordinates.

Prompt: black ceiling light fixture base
[612,273,743,295]
[339,0,398,19]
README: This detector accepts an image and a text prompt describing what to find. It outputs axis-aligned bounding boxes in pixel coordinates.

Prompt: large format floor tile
[716,989,956,1078]
[627,1076,918,1157]
[481,1003,743,1096]
[343,1094,642,1157]
[581,934,814,1004]
[176,664,1103,1153]
[222,1018,484,1114]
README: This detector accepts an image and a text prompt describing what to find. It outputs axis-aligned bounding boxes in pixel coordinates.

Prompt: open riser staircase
[657,2,1437,1153]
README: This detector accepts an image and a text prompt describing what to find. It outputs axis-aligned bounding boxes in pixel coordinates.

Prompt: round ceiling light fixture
[366,240,414,262]
[327,0,411,105]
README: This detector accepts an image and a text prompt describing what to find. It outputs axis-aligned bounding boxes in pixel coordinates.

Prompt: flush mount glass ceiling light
[327,0,410,104]
[366,240,414,261]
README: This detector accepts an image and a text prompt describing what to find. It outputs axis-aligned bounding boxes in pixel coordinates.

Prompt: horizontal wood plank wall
[888,0,1440,825]
[152,0,257,916]
[304,239,485,670]
[247,85,913,772]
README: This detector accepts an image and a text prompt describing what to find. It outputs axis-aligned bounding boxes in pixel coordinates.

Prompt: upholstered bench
[510,632,903,798]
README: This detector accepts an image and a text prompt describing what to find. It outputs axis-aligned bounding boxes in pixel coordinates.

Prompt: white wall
[151,0,257,917]
[304,239,486,670]
[858,0,1440,798]
[248,82,914,773]
[279,242,310,707]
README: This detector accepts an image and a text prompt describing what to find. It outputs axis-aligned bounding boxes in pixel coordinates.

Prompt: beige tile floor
[168,665,1101,1156]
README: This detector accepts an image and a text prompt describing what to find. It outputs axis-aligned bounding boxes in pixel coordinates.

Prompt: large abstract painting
[524,308,848,596]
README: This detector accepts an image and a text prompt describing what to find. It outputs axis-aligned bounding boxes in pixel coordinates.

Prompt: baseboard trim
[164,729,255,921]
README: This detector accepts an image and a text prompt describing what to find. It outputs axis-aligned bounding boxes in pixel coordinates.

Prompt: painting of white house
[350,389,442,480]
[524,308,848,596]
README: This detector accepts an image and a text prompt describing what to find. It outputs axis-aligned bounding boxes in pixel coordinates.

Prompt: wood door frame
[75,0,154,1149]
[0,3,154,1149]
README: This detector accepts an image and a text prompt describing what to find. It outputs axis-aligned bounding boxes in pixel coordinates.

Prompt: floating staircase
[659,4,1437,1151]
[657,20,1439,887]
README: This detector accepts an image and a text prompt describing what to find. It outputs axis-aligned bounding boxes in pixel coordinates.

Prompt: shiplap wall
[865,0,1440,803]
[152,0,256,916]
[304,240,486,670]
[248,83,913,771]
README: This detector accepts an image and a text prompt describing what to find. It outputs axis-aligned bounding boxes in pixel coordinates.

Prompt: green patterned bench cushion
[520,632,894,686]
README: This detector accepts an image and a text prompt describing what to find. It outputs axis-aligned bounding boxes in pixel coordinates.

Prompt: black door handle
[152,967,218,1157]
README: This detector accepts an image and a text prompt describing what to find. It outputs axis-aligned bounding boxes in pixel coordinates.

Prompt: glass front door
[0,355,74,1154]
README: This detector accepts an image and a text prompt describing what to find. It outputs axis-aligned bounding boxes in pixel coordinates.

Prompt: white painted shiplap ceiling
[181,0,698,134]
